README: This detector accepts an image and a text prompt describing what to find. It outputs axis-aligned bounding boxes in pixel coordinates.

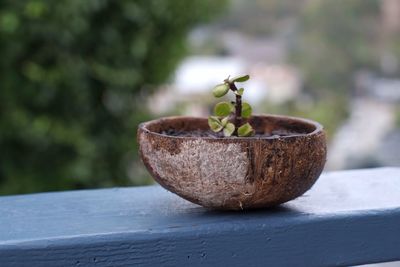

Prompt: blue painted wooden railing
[0,167,399,267]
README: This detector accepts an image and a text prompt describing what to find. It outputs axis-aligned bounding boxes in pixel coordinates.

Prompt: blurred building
[328,72,400,170]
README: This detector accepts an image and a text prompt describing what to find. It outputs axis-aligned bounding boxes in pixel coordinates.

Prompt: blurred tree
[290,0,381,97]
[0,0,225,195]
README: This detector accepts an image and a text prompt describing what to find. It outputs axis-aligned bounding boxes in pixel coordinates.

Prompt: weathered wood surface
[0,167,399,266]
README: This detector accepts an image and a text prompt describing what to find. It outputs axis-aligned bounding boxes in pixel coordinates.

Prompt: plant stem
[228,82,241,136]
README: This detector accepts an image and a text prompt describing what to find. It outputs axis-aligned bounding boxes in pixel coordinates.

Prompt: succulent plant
[208,75,254,137]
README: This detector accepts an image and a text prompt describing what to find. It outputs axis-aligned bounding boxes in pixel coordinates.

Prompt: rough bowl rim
[138,114,324,141]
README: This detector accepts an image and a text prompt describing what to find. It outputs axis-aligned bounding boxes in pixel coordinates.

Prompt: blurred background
[1,0,399,195]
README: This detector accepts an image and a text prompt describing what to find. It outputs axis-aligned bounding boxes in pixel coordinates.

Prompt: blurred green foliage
[0,0,225,195]
[291,0,381,96]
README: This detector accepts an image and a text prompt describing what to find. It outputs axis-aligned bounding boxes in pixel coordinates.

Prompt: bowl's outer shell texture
[138,115,327,210]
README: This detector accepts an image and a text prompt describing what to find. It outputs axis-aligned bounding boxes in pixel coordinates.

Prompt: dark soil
[161,129,296,138]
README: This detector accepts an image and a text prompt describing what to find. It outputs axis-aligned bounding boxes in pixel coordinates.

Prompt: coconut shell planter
[138,75,327,210]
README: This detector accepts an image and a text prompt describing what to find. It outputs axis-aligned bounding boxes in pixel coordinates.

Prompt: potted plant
[138,75,327,210]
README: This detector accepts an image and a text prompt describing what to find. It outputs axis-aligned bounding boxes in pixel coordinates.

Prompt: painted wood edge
[1,208,400,267]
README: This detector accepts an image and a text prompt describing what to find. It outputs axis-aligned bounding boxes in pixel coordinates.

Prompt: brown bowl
[138,115,327,210]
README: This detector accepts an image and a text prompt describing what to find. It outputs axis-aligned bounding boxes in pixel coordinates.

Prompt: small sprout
[230,74,250,83]
[221,116,229,126]
[223,122,235,137]
[238,123,254,137]
[208,116,235,136]
[241,102,252,118]
[235,88,244,96]
[212,83,229,98]
[208,74,254,137]
[208,116,223,132]
[214,101,234,116]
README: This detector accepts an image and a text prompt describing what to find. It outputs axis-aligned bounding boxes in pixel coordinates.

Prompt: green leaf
[221,116,229,127]
[212,83,229,98]
[238,123,254,137]
[230,74,250,83]
[235,88,244,96]
[241,102,252,118]
[223,123,235,137]
[214,101,234,116]
[208,116,223,132]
